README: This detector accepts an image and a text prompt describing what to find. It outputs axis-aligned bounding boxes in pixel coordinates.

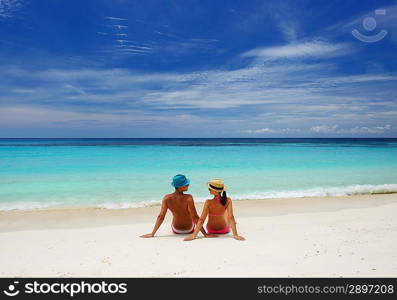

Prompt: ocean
[1,138,396,210]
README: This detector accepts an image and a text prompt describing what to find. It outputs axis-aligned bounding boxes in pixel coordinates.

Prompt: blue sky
[0,0,396,138]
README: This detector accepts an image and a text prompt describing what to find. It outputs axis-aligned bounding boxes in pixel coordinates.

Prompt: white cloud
[99,16,219,58]
[310,124,392,134]
[281,128,302,133]
[1,42,396,135]
[0,0,23,18]
[310,125,339,133]
[244,127,303,134]
[1,60,396,118]
[277,21,298,42]
[347,124,392,134]
[246,124,393,135]
[320,74,397,84]
[245,128,273,134]
[323,3,397,45]
[106,25,128,29]
[0,105,207,128]
[336,4,397,32]
[242,40,354,60]
[105,16,128,21]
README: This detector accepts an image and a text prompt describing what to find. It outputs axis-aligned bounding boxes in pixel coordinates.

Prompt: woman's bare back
[206,197,230,230]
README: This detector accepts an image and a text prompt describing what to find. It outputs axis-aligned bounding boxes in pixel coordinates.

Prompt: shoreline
[1,182,396,212]
[1,193,396,277]
[1,193,396,233]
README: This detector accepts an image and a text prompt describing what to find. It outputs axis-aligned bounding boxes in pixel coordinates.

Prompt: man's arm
[187,195,217,237]
[184,200,210,241]
[187,195,207,236]
[140,196,168,238]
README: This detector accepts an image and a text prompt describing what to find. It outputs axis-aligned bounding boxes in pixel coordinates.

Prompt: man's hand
[183,235,195,241]
[140,233,154,238]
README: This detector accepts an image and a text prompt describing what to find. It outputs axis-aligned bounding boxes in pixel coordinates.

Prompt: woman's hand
[204,234,218,238]
[140,233,154,238]
[184,235,195,241]
[233,235,245,241]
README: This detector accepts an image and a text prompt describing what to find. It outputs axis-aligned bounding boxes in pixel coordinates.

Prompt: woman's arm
[140,197,168,238]
[187,196,216,238]
[184,200,209,241]
[226,198,245,241]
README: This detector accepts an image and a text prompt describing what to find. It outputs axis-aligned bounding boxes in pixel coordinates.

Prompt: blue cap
[171,174,190,188]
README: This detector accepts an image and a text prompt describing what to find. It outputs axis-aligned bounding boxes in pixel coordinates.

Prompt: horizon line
[1,137,397,139]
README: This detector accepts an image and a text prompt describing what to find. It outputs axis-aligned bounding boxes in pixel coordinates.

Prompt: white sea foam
[88,183,397,209]
[1,183,396,211]
[232,183,397,200]
[0,201,62,211]
[96,199,161,209]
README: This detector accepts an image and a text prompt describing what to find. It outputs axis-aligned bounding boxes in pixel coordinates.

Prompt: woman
[184,178,245,241]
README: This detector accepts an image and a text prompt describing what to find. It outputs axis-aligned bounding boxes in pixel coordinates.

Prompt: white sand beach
[0,194,396,277]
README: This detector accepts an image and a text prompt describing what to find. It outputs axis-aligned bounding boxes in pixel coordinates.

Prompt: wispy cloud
[1,53,396,136]
[106,24,128,29]
[244,127,303,134]
[310,124,339,133]
[1,1,396,138]
[323,3,397,44]
[244,128,274,134]
[0,0,23,19]
[310,124,392,134]
[277,20,298,42]
[242,39,354,60]
[1,1,397,137]
[105,16,128,21]
[97,14,219,59]
[244,124,392,135]
[0,105,207,129]
[97,16,156,57]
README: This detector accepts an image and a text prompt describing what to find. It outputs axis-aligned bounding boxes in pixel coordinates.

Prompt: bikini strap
[209,212,223,216]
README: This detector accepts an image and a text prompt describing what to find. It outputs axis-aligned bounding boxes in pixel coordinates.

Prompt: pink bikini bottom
[206,223,230,234]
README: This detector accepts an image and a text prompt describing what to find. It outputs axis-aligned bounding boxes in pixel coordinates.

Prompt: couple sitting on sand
[140,174,245,241]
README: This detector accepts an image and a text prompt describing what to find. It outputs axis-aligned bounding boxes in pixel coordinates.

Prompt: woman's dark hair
[220,190,227,206]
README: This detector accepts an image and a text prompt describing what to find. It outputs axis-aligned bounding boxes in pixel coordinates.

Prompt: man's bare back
[164,192,198,230]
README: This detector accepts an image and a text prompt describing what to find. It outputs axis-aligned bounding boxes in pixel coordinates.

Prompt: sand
[0,194,396,277]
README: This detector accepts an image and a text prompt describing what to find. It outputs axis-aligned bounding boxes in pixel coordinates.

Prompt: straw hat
[207,178,227,192]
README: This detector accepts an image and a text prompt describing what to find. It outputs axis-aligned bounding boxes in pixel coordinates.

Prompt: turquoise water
[0,138,396,210]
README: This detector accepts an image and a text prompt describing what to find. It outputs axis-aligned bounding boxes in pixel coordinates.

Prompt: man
[140,174,215,238]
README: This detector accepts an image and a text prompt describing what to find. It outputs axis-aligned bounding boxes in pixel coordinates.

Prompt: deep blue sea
[1,138,396,210]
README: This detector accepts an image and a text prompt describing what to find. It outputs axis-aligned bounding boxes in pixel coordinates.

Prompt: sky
[0,0,396,138]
